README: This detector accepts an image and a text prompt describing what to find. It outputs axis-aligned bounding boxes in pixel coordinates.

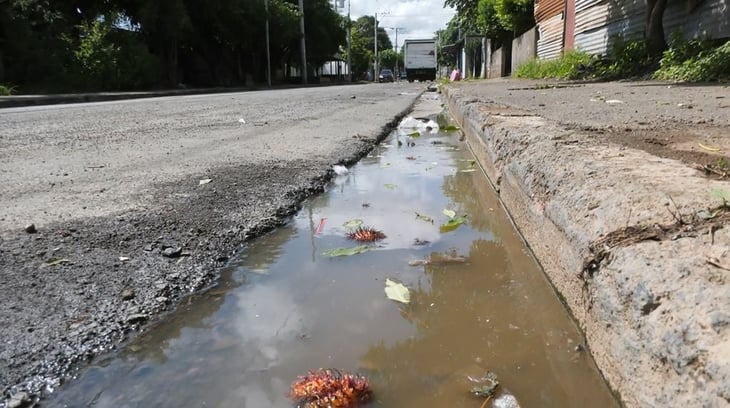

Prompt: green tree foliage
[0,0,347,91]
[378,49,402,72]
[347,16,392,77]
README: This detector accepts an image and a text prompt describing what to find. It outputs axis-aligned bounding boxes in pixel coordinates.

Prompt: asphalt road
[0,83,423,405]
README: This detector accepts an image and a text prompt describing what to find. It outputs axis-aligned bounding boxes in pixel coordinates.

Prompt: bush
[515,50,595,80]
[595,35,651,79]
[654,38,730,82]
[68,17,160,90]
[0,84,15,95]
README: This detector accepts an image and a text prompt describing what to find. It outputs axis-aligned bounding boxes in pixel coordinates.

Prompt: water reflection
[48,114,616,408]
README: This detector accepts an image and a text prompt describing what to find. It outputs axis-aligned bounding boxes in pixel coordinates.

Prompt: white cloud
[335,0,455,50]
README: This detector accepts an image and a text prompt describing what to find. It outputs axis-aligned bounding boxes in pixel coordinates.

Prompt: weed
[0,84,15,96]
[515,50,595,80]
[654,38,730,82]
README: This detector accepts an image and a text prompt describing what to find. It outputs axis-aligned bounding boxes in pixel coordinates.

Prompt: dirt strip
[444,80,730,407]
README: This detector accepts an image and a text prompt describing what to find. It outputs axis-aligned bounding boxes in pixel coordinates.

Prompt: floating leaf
[44,258,70,266]
[443,125,460,132]
[343,219,363,229]
[408,131,421,138]
[384,278,411,304]
[440,216,466,233]
[199,178,212,185]
[442,209,456,218]
[322,245,371,257]
[384,183,397,190]
[415,212,434,223]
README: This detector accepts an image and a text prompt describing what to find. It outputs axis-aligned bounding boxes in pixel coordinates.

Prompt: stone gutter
[444,86,730,407]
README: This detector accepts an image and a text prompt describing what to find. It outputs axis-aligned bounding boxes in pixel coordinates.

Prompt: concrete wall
[512,27,538,72]
[488,47,504,78]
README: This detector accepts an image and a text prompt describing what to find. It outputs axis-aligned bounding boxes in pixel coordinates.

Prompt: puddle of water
[48,111,617,407]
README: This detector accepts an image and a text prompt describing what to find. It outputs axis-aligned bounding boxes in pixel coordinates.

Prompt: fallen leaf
[440,216,466,233]
[384,278,411,304]
[698,143,721,152]
[443,125,460,132]
[199,178,212,185]
[408,131,421,137]
[442,209,456,218]
[384,183,397,190]
[343,219,363,229]
[44,258,70,266]
[605,99,624,105]
[322,245,371,257]
[415,212,434,223]
[460,169,477,173]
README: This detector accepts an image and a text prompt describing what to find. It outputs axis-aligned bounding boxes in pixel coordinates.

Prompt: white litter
[238,118,246,124]
[333,165,349,175]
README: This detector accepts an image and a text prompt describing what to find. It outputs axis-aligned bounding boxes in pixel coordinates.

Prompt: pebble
[121,288,135,301]
[24,224,37,234]
[126,314,148,324]
[8,392,31,408]
[162,247,182,258]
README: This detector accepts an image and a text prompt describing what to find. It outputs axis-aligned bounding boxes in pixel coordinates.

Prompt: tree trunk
[646,0,668,58]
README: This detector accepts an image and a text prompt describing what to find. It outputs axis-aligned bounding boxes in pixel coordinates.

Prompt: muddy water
[48,109,617,407]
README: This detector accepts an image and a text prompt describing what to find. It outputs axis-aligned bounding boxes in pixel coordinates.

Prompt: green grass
[514,50,595,80]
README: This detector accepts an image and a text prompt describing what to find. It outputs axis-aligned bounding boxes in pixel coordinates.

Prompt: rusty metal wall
[574,0,729,56]
[537,13,565,59]
[664,0,730,40]
[535,0,565,22]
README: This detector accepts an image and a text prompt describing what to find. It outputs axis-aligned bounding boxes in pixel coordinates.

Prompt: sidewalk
[444,78,729,407]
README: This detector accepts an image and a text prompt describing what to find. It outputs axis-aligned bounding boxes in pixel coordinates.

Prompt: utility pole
[386,27,403,78]
[298,0,308,84]
[347,0,351,81]
[264,0,272,87]
[374,12,378,81]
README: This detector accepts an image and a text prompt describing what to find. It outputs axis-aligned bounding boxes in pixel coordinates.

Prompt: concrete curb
[444,86,730,407]
[0,82,369,109]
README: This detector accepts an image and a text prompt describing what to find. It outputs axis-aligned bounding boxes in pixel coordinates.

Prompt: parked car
[378,69,394,83]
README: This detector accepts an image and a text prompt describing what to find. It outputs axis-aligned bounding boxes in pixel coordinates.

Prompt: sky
[333,0,456,51]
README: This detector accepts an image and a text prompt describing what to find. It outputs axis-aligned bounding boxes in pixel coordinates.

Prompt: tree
[645,0,668,58]
[349,16,392,76]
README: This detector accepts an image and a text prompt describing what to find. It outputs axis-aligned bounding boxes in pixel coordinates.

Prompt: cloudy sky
[334,0,455,51]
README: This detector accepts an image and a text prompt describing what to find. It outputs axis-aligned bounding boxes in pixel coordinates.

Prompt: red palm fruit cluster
[346,226,386,242]
[289,368,371,407]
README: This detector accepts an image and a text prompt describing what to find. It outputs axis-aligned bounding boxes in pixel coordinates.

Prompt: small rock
[126,314,148,324]
[24,224,37,234]
[121,288,135,301]
[8,392,31,408]
[162,247,182,258]
[155,296,169,303]
[143,244,154,251]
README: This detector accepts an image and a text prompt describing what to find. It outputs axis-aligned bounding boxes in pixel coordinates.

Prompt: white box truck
[403,39,437,82]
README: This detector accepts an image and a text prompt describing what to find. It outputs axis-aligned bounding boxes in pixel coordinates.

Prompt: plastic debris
[333,165,349,175]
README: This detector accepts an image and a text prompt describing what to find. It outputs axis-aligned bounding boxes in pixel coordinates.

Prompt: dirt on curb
[0,85,420,406]
[444,79,730,407]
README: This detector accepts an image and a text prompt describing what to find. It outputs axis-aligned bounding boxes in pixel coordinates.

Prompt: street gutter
[444,81,730,407]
